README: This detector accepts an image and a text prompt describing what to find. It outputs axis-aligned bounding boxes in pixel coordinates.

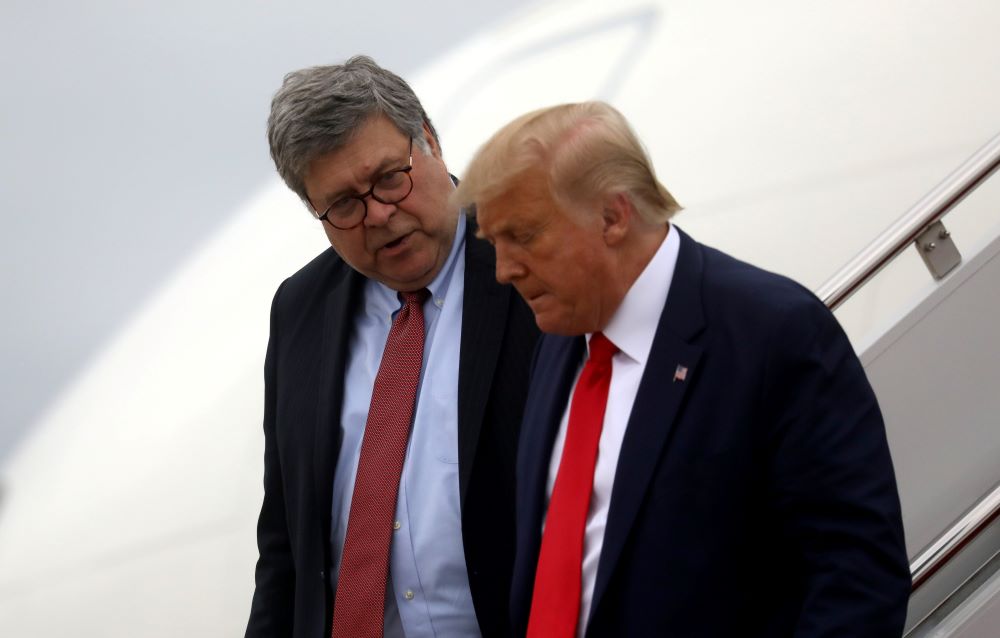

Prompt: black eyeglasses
[312,138,414,230]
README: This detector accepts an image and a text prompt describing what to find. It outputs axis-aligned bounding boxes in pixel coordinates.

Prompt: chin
[533,313,583,337]
[390,263,442,291]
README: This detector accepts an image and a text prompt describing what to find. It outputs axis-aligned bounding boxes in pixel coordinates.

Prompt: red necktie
[527,332,618,638]
[331,289,428,638]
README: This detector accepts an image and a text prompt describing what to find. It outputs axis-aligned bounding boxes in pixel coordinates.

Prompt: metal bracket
[914,221,961,280]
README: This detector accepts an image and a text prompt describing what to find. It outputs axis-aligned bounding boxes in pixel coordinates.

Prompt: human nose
[494,242,526,284]
[363,196,396,227]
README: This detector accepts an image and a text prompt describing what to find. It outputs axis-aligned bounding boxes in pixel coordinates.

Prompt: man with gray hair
[455,101,910,637]
[246,55,538,638]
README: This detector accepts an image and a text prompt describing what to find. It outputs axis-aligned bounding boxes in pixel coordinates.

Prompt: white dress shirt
[545,225,680,636]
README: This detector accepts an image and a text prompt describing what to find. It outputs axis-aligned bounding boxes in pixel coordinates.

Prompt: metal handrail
[909,482,1000,591]
[813,133,1000,590]
[817,131,1000,310]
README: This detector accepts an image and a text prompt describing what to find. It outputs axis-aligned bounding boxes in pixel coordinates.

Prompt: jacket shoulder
[270,247,354,316]
[694,240,831,327]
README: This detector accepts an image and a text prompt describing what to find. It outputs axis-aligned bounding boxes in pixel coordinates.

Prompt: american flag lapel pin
[673,364,688,383]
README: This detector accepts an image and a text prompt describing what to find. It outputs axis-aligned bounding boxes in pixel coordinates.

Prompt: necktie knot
[400,288,430,309]
[587,332,617,367]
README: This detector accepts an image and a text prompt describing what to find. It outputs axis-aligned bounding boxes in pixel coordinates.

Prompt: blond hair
[452,101,681,223]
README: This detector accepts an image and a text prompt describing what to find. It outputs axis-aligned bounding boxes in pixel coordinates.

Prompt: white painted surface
[0,186,324,633]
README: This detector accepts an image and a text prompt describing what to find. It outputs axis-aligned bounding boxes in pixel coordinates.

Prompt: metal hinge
[915,221,962,280]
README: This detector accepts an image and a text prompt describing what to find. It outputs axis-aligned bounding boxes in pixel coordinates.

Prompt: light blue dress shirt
[330,215,479,637]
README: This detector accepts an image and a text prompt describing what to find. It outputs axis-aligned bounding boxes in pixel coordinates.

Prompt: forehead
[477,172,556,233]
[303,116,408,196]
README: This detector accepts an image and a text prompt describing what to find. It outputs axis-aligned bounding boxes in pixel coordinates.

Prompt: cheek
[412,169,453,219]
[558,252,598,297]
[326,230,371,263]
[403,197,448,235]
[323,225,337,245]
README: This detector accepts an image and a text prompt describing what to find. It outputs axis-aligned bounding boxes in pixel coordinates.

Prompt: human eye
[376,169,406,189]
[512,228,536,245]
[328,196,359,216]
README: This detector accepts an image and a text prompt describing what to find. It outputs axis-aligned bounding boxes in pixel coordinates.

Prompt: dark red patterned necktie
[527,332,617,638]
[331,289,428,638]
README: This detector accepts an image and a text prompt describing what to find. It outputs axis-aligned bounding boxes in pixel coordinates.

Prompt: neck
[596,223,669,331]
[621,222,669,287]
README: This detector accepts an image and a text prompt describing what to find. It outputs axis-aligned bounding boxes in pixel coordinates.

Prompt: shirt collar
[590,223,681,365]
[426,213,466,304]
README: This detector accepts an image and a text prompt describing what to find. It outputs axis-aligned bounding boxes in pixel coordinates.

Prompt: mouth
[378,231,413,253]
[522,291,548,306]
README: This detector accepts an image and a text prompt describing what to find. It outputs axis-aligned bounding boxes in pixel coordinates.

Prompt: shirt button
[393,521,401,531]
[435,298,444,307]
[404,589,415,601]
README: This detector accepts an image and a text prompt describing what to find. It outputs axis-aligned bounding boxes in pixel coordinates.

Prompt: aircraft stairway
[821,132,1000,637]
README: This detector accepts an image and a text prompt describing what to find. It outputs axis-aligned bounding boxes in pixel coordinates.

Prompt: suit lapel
[512,334,585,629]
[589,227,707,623]
[457,227,512,507]
[313,262,365,549]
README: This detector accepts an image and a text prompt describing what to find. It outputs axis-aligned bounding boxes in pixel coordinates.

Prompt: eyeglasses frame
[312,137,415,230]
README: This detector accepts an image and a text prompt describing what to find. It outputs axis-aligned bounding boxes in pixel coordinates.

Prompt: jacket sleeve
[762,296,911,638]
[245,282,295,638]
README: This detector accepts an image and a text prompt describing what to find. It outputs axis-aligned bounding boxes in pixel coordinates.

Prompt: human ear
[601,192,632,246]
[422,122,443,160]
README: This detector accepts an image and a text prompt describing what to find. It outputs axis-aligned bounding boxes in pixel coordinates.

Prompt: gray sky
[0,0,538,463]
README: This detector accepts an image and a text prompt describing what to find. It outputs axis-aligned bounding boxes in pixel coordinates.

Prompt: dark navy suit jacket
[246,229,538,638]
[511,228,910,637]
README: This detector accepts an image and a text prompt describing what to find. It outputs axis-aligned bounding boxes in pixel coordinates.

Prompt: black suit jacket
[511,228,910,637]
[247,230,538,638]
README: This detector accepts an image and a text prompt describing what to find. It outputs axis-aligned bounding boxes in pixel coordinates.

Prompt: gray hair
[267,55,439,203]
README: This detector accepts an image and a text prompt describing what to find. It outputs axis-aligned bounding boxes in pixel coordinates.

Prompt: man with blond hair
[454,101,910,637]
